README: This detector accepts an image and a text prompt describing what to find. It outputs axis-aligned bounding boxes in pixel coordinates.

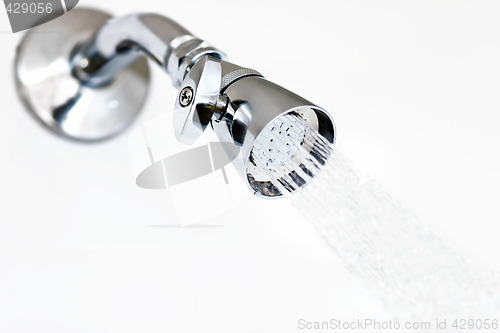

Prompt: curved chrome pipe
[71,13,226,87]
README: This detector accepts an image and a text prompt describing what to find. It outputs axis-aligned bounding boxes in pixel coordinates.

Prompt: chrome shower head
[14,7,336,198]
[173,55,335,197]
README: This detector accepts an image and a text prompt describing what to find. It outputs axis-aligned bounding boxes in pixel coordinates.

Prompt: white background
[1,1,500,332]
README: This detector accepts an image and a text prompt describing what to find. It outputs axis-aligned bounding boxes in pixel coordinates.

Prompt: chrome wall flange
[15,8,151,141]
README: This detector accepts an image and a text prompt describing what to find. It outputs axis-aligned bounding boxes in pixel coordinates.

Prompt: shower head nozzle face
[248,111,334,198]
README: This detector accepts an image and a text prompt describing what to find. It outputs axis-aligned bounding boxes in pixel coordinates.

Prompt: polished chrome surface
[174,56,224,144]
[173,55,263,145]
[165,36,227,89]
[212,76,335,197]
[71,13,190,87]
[72,13,226,88]
[15,8,150,141]
[15,6,336,197]
[172,54,335,197]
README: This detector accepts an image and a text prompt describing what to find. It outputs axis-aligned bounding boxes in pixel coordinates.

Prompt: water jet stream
[252,113,499,325]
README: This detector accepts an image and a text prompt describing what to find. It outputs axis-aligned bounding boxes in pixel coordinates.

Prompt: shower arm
[70,13,226,89]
